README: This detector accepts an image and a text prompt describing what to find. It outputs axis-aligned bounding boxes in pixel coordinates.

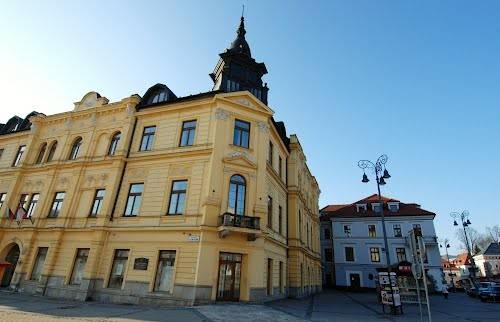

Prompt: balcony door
[217,252,242,301]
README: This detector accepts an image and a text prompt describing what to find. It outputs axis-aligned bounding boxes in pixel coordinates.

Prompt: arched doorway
[1,244,20,287]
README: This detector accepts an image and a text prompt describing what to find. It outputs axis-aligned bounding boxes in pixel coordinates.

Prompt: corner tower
[210,17,269,104]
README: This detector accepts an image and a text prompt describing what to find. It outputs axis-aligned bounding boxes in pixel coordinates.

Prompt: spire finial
[242,4,245,19]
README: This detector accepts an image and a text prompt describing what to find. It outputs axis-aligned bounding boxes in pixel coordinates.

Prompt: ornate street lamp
[439,238,455,291]
[450,211,477,282]
[358,154,397,313]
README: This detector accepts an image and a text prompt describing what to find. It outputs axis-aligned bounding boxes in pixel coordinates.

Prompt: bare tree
[455,227,481,254]
[486,225,500,243]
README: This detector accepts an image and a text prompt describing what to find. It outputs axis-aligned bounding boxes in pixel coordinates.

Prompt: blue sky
[1,1,499,255]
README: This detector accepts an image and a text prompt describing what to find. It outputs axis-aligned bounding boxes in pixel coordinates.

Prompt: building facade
[474,242,500,278]
[0,18,321,305]
[320,195,445,291]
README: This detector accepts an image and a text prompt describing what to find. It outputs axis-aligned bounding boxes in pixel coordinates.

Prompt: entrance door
[349,273,361,289]
[1,244,20,287]
[217,252,242,301]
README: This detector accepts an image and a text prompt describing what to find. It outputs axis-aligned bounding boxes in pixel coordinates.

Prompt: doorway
[1,244,20,287]
[217,252,242,301]
[349,273,361,289]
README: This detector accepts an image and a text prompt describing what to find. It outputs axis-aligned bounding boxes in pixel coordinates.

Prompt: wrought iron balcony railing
[218,212,260,230]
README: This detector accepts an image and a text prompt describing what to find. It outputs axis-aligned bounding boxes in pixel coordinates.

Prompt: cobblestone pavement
[0,289,499,322]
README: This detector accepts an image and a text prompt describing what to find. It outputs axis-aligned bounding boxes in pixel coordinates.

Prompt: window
[154,250,176,293]
[278,205,283,235]
[324,228,331,240]
[345,247,354,262]
[298,211,302,240]
[48,192,65,218]
[179,120,196,147]
[325,248,333,262]
[227,80,240,91]
[47,141,57,162]
[372,203,382,213]
[108,249,129,289]
[268,141,273,166]
[344,225,352,237]
[31,247,48,281]
[228,175,246,215]
[393,224,402,237]
[0,193,6,209]
[267,258,273,295]
[0,148,3,159]
[108,132,121,156]
[278,156,283,178]
[368,224,376,237]
[124,183,143,216]
[370,247,381,262]
[267,196,273,228]
[70,248,89,285]
[356,204,367,212]
[168,180,187,215]
[233,119,250,148]
[27,193,40,218]
[388,203,399,212]
[19,193,29,211]
[396,248,406,262]
[68,137,82,160]
[279,261,284,294]
[35,143,47,164]
[149,90,167,104]
[12,145,26,167]
[413,224,422,234]
[90,189,105,217]
[140,126,156,151]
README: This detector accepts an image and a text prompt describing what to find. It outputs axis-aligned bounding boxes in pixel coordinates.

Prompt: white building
[320,194,445,291]
[474,243,500,277]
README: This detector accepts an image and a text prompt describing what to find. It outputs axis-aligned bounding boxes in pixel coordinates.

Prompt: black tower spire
[210,16,269,104]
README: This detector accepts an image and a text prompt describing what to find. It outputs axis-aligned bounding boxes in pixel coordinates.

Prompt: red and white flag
[15,204,27,225]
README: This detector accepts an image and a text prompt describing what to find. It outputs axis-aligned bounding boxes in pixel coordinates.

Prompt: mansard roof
[482,242,500,255]
[136,83,178,109]
[320,194,436,219]
[0,111,44,136]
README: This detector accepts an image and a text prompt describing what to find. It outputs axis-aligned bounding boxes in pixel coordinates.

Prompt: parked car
[466,282,494,298]
[479,285,500,302]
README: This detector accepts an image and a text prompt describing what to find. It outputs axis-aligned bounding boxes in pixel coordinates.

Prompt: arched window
[35,143,47,164]
[228,174,246,215]
[46,141,57,162]
[108,132,121,156]
[68,137,82,160]
[148,90,167,105]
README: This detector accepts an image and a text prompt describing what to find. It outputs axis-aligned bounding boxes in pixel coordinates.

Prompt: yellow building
[0,17,321,305]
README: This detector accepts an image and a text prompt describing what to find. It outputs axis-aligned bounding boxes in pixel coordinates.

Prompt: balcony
[217,212,261,241]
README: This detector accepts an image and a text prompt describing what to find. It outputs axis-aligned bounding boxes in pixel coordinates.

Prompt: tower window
[227,80,240,92]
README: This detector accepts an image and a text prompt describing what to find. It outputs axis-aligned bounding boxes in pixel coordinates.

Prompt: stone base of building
[288,285,322,298]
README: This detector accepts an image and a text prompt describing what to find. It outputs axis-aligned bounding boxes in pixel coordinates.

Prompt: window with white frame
[343,224,352,237]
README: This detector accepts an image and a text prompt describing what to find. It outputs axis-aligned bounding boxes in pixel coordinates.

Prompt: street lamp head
[379,177,386,185]
[446,244,450,248]
[362,173,369,183]
[440,244,443,248]
[382,169,391,179]
[453,220,458,226]
[466,219,471,225]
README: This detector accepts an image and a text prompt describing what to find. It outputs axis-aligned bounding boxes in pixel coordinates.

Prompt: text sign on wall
[133,257,149,270]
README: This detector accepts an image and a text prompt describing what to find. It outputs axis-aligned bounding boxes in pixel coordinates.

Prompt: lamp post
[358,154,397,313]
[439,239,454,291]
[450,211,476,282]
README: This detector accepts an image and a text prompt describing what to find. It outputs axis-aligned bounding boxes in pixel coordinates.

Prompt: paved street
[0,289,499,321]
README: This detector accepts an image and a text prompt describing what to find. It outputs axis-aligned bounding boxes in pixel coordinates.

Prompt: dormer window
[356,204,367,213]
[388,202,399,213]
[372,203,382,213]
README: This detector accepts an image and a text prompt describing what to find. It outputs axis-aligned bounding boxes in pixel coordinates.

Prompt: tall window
[279,261,284,294]
[267,258,273,295]
[344,224,352,237]
[368,224,376,237]
[324,228,331,240]
[413,223,422,234]
[278,205,283,235]
[268,141,273,166]
[90,189,105,217]
[228,175,246,215]
[179,120,196,147]
[47,141,57,162]
[19,194,29,210]
[278,156,283,178]
[325,248,333,262]
[31,247,48,281]
[298,211,302,240]
[267,196,273,228]
[124,183,143,216]
[0,148,3,159]
[396,248,406,262]
[345,247,354,262]
[154,250,176,293]
[0,193,6,209]
[370,247,381,262]
[233,119,250,148]
[70,248,89,285]
[393,224,402,237]
[68,137,82,160]
[108,249,129,289]
[48,192,65,218]
[168,180,187,215]
[139,126,156,151]
[12,145,26,167]
[108,132,121,156]
[27,193,40,217]
[35,143,47,164]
